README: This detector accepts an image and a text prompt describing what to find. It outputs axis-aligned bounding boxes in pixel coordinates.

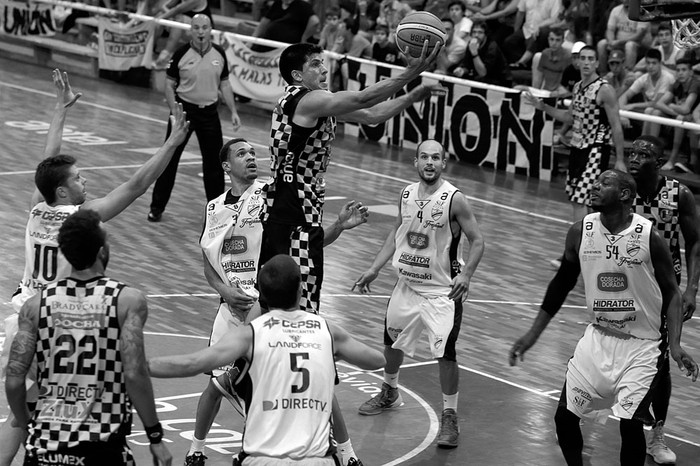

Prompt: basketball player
[509,170,698,465]
[258,41,442,465]
[0,69,188,466]
[186,138,368,466]
[626,135,700,464]
[148,254,386,465]
[525,46,626,268]
[352,139,485,448]
[6,209,171,466]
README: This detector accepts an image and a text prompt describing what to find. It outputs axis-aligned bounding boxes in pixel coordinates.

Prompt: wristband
[145,422,163,444]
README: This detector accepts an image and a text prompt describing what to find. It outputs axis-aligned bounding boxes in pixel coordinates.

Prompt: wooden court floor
[1,58,699,465]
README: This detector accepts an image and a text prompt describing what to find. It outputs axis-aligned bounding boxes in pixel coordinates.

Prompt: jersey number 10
[32,244,58,282]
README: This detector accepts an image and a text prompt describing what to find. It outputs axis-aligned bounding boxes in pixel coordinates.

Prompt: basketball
[395,12,447,58]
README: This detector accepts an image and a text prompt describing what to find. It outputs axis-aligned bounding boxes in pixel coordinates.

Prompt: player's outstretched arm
[83,104,189,221]
[678,184,700,320]
[149,326,253,378]
[340,84,445,125]
[5,297,39,428]
[43,69,82,159]
[329,322,385,370]
[352,198,402,293]
[448,193,485,301]
[509,222,582,366]
[599,84,626,171]
[296,41,442,122]
[323,200,369,246]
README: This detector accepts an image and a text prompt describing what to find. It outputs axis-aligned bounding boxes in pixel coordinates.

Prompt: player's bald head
[191,14,211,28]
[258,255,301,309]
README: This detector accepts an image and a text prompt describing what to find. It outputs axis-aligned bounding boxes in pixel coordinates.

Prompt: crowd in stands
[57,0,700,172]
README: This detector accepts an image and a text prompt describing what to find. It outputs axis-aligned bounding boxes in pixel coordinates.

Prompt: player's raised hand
[403,39,443,75]
[337,200,369,230]
[166,103,189,146]
[149,442,172,466]
[52,69,82,108]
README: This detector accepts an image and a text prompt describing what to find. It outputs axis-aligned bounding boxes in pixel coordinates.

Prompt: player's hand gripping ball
[395,11,447,58]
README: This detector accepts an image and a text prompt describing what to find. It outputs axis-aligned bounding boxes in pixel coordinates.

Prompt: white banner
[218,32,286,103]
[0,0,56,36]
[97,18,154,71]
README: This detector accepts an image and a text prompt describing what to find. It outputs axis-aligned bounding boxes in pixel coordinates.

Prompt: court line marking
[0,79,570,226]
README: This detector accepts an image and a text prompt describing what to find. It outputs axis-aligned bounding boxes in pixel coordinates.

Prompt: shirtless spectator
[597,0,651,73]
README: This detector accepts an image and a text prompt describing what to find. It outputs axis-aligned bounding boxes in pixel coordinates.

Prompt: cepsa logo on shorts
[222,236,247,254]
[406,231,429,249]
[597,272,628,292]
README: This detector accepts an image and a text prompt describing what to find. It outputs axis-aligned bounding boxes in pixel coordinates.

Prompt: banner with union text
[0,0,56,36]
[97,18,154,71]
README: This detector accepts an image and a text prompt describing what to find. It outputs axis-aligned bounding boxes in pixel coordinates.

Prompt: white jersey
[199,182,265,297]
[579,213,662,340]
[242,310,336,460]
[13,203,80,311]
[392,180,464,297]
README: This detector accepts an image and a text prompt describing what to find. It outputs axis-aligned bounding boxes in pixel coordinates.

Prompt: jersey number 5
[290,352,309,394]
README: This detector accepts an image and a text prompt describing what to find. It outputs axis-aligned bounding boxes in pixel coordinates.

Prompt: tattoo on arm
[6,311,37,378]
[120,296,148,372]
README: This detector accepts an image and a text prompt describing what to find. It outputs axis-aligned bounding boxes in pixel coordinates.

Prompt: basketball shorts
[208,300,260,377]
[259,222,324,314]
[384,280,463,360]
[566,145,611,206]
[560,324,660,424]
[24,440,134,466]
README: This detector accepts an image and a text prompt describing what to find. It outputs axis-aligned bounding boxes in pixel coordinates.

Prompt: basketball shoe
[645,421,676,464]
[212,366,245,417]
[437,408,459,448]
[358,382,403,415]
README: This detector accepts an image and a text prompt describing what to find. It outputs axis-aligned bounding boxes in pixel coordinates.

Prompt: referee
[148,14,242,222]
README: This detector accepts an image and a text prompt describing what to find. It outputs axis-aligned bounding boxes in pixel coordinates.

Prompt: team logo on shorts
[619,397,634,412]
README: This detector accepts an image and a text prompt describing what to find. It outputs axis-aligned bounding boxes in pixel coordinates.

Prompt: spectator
[504,0,564,67]
[434,17,468,75]
[471,0,518,48]
[252,0,320,51]
[597,0,651,73]
[633,23,682,73]
[448,1,473,40]
[377,0,413,37]
[654,58,700,171]
[372,24,406,65]
[603,49,635,98]
[341,0,381,40]
[319,8,354,91]
[530,27,572,96]
[619,48,676,136]
[559,40,584,96]
[452,20,512,87]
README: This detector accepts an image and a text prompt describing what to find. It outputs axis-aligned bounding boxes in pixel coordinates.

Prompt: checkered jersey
[28,277,132,454]
[632,176,682,283]
[262,85,336,227]
[570,78,611,149]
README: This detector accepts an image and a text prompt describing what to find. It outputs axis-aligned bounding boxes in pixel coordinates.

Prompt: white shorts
[563,324,660,423]
[209,300,261,376]
[385,280,461,359]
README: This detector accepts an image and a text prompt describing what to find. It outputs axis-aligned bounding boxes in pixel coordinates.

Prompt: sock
[443,393,459,412]
[188,437,206,455]
[337,439,356,463]
[384,371,399,389]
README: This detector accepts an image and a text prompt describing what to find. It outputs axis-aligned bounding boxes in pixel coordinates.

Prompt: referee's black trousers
[150,101,225,213]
